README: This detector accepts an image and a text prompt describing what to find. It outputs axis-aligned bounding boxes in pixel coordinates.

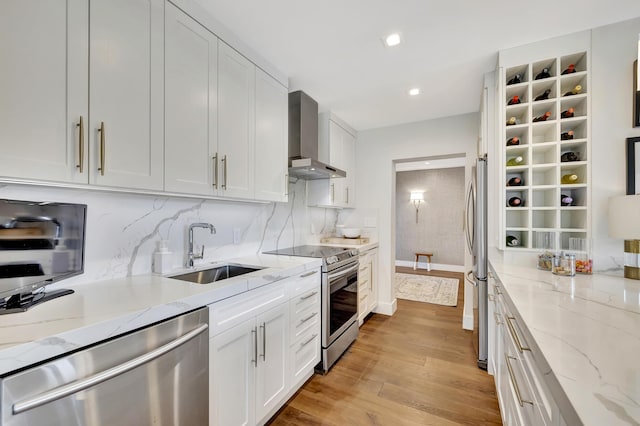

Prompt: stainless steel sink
[169,264,263,284]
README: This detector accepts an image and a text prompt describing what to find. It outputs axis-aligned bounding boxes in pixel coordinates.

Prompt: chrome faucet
[187,222,216,268]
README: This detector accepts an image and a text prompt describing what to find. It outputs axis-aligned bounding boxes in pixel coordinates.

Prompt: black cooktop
[263,245,349,258]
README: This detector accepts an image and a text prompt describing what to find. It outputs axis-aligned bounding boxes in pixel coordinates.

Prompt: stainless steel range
[263,245,359,373]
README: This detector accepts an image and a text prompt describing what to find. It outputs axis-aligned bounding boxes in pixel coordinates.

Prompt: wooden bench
[414,252,433,271]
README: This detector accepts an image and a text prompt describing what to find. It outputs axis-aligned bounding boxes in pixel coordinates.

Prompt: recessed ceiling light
[383,33,401,47]
[409,88,420,96]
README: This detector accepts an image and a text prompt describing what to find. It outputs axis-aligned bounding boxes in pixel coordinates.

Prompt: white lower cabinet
[209,268,321,426]
[357,247,378,325]
[490,269,566,426]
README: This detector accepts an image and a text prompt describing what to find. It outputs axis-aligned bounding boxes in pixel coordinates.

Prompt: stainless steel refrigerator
[466,155,488,370]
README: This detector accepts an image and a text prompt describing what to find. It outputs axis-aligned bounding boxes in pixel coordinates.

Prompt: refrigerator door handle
[465,180,475,254]
[465,270,476,286]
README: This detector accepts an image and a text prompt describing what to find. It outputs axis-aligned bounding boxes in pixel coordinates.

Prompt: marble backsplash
[0,180,348,287]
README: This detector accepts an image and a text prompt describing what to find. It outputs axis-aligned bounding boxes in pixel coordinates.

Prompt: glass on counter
[552,253,576,276]
[569,237,592,274]
[535,231,556,271]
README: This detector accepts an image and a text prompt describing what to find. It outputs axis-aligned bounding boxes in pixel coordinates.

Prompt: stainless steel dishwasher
[1,307,209,426]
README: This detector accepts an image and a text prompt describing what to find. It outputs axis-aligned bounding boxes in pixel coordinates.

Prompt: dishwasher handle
[13,323,209,415]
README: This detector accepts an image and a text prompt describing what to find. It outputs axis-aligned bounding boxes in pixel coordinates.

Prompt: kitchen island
[0,254,321,376]
[489,248,640,425]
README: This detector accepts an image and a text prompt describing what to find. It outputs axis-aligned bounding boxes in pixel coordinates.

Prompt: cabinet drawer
[209,282,286,337]
[290,283,320,318]
[290,303,320,342]
[290,326,320,384]
[359,293,369,313]
[288,268,321,297]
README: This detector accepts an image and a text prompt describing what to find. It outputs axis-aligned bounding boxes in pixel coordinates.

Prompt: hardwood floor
[268,268,502,425]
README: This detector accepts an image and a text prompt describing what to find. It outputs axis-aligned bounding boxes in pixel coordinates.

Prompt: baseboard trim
[463,313,474,331]
[395,260,465,273]
[374,299,397,316]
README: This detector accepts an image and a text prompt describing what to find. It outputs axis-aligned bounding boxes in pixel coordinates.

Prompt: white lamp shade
[410,191,424,202]
[609,195,640,239]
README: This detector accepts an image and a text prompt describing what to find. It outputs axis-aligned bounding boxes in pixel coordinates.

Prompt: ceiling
[194,0,640,131]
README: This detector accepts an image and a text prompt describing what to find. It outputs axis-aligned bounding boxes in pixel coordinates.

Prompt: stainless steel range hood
[288,91,346,180]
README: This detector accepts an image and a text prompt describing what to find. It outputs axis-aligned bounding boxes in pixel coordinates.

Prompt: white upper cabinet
[165,3,218,195]
[0,0,88,184]
[218,41,256,199]
[89,0,164,190]
[254,69,288,202]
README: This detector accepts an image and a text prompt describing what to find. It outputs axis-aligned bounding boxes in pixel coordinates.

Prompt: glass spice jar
[569,237,592,274]
[552,253,576,276]
[535,231,555,271]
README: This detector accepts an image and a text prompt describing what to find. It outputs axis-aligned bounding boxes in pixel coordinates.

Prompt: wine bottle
[561,64,576,75]
[532,111,551,122]
[506,235,520,247]
[506,116,517,126]
[561,194,573,206]
[561,151,580,162]
[506,136,520,146]
[506,156,524,167]
[507,196,523,207]
[507,177,523,186]
[561,130,574,140]
[507,95,521,105]
[507,73,521,85]
[563,85,582,96]
[534,89,551,101]
[561,174,578,184]
[560,107,575,119]
[534,68,551,80]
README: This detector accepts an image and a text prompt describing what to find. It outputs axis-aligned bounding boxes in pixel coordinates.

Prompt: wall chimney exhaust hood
[288,91,346,180]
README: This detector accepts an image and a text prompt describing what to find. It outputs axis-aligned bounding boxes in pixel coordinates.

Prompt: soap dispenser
[152,240,172,274]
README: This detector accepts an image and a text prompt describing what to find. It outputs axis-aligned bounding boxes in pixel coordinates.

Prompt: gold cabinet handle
[97,121,105,176]
[506,316,530,352]
[76,116,84,173]
[505,355,534,407]
[284,174,289,196]
[221,155,227,189]
[212,153,218,189]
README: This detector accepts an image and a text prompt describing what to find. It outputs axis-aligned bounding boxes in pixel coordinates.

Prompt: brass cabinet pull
[221,155,227,189]
[284,174,289,196]
[97,121,105,176]
[504,354,534,407]
[506,316,530,352]
[300,334,317,348]
[76,116,84,173]
[260,322,266,361]
[251,327,257,366]
[299,312,317,325]
[212,154,218,189]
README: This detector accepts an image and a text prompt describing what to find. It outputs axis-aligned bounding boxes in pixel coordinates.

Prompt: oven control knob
[326,255,339,264]
[349,249,359,257]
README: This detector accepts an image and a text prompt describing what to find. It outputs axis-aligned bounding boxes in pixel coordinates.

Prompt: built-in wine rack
[501,51,590,250]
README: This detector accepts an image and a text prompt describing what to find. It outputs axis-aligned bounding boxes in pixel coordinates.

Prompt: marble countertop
[488,248,640,425]
[0,254,321,376]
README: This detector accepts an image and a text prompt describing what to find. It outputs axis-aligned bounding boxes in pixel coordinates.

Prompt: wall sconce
[634,33,640,127]
[609,195,640,279]
[410,191,425,224]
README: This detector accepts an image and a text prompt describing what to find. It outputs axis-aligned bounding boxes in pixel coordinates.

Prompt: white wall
[591,17,640,270]
[354,113,479,328]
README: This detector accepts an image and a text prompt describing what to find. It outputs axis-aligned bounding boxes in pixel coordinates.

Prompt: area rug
[394,273,459,306]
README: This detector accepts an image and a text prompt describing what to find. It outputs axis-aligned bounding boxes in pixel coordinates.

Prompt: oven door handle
[327,263,359,281]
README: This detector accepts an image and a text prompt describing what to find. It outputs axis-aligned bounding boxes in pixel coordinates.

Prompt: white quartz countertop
[0,254,321,376]
[488,248,640,425]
